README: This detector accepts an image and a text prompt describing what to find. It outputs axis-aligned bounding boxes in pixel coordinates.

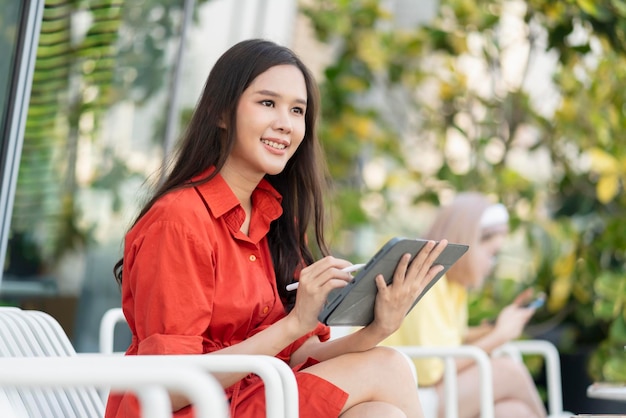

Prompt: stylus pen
[286,263,366,291]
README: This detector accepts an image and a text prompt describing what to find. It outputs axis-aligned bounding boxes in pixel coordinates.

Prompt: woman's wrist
[361,321,393,344]
[283,311,317,340]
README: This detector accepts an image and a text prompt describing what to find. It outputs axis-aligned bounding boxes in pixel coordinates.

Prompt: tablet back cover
[318,238,468,326]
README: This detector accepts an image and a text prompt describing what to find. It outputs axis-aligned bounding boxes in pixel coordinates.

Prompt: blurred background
[1,0,625,414]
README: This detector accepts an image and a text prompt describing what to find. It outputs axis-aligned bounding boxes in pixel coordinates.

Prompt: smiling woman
[106,38,448,418]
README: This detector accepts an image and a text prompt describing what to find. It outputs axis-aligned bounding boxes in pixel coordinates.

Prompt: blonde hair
[423,192,493,287]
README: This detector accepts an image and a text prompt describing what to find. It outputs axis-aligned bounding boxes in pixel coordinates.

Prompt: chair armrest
[0,356,229,418]
[79,352,297,418]
[393,345,494,418]
[143,354,296,418]
[497,340,564,416]
[98,307,125,355]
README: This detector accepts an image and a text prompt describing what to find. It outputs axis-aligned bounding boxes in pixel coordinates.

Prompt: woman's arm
[464,321,494,344]
[289,325,387,366]
[451,301,536,375]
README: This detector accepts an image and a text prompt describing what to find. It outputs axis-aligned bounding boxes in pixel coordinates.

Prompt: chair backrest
[0,355,230,418]
[0,307,232,418]
[0,307,104,417]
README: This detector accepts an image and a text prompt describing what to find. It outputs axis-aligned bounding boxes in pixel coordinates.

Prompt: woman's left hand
[369,239,448,337]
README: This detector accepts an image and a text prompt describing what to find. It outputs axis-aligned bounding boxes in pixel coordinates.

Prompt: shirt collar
[194,169,283,222]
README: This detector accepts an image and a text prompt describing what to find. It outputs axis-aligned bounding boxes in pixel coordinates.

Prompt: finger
[403,241,436,279]
[513,288,534,306]
[304,256,352,278]
[422,263,445,285]
[391,253,412,285]
[301,257,353,289]
[374,274,389,292]
[408,239,448,277]
[426,239,448,264]
[320,277,351,293]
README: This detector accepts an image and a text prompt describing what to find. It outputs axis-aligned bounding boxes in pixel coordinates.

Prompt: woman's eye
[292,107,304,115]
[260,100,274,107]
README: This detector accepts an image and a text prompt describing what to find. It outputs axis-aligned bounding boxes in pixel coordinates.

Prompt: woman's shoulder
[134,187,215,233]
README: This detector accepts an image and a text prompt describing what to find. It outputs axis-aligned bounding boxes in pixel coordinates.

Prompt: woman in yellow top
[383,192,547,418]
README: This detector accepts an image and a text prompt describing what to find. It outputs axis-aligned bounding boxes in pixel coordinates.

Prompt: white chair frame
[395,345,495,418]
[494,340,568,418]
[2,307,301,418]
[0,356,229,418]
[98,307,299,418]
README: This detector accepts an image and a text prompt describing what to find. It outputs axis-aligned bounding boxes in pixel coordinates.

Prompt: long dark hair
[114,39,329,307]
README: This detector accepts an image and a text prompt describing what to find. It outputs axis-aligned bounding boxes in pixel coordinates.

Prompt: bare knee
[490,356,531,383]
[494,399,538,418]
[366,347,415,381]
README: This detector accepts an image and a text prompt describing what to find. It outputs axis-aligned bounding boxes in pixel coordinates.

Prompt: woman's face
[474,224,508,283]
[227,64,307,179]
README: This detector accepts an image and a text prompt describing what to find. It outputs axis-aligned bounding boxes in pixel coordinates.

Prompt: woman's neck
[220,163,261,204]
[220,163,262,235]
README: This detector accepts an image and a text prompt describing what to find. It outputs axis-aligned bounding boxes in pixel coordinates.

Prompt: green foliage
[304,0,626,383]
[112,0,210,104]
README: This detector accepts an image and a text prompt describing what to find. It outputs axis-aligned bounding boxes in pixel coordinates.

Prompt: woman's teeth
[261,139,286,150]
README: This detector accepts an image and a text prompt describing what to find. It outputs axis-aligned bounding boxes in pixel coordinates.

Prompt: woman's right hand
[493,289,536,342]
[287,256,354,333]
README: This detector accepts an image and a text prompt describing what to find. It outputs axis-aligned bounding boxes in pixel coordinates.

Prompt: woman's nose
[273,109,292,133]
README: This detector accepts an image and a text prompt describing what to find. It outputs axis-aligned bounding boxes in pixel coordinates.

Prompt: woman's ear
[217,114,227,129]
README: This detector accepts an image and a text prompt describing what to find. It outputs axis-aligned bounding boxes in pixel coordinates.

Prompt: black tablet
[318,237,469,326]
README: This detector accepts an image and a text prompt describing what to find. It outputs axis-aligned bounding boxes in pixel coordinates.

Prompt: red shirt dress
[104,172,348,418]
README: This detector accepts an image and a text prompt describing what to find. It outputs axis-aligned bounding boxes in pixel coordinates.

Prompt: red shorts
[230,357,348,418]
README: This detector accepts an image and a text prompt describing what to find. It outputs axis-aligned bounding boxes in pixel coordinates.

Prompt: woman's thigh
[301,347,419,414]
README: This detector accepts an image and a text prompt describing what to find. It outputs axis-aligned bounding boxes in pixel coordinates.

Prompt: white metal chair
[331,325,570,418]
[98,306,299,418]
[396,345,495,418]
[400,341,570,418]
[0,307,229,417]
[2,306,301,418]
[328,326,495,418]
[494,340,569,417]
[0,355,229,418]
[0,307,103,417]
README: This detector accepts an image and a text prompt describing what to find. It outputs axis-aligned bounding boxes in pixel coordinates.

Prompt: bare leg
[302,346,423,418]
[435,356,546,418]
[493,400,535,418]
[341,401,406,418]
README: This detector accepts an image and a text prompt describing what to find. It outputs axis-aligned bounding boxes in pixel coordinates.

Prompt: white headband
[480,203,509,228]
